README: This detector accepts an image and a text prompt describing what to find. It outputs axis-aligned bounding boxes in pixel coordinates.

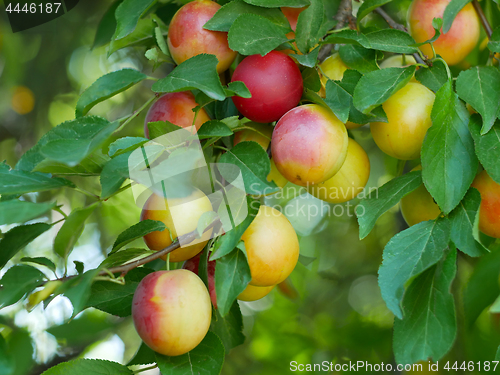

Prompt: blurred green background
[1,1,500,374]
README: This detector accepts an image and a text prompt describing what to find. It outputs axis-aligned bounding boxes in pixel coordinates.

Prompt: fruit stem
[166,253,171,271]
[472,0,493,38]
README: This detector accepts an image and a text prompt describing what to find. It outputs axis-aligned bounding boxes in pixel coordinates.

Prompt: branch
[472,0,493,39]
[318,0,354,62]
[103,219,221,276]
[374,7,426,65]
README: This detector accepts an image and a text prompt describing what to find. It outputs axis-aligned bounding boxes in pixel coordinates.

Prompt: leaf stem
[117,96,156,132]
[131,364,158,374]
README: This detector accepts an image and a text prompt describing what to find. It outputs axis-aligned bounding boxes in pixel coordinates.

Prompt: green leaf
[0,223,51,269]
[113,0,156,40]
[219,142,277,195]
[87,268,154,317]
[111,220,166,254]
[496,346,500,361]
[100,248,154,269]
[75,69,147,117]
[378,218,451,319]
[215,248,251,317]
[0,265,46,308]
[100,152,134,199]
[54,204,98,260]
[365,29,418,54]
[74,261,84,275]
[4,329,33,375]
[108,137,149,157]
[210,302,245,353]
[323,80,351,124]
[449,188,488,257]
[487,26,500,53]
[356,0,393,27]
[211,197,260,260]
[147,121,183,139]
[293,46,320,67]
[442,0,471,33]
[353,66,415,114]
[393,249,457,364]
[338,45,378,74]
[422,80,478,214]
[415,60,448,92]
[197,211,218,237]
[197,121,233,139]
[93,0,123,49]
[40,120,120,167]
[204,0,289,32]
[469,116,500,184]
[152,54,226,101]
[21,257,56,273]
[156,332,224,375]
[228,14,289,56]
[127,342,156,366]
[243,0,310,6]
[40,359,133,375]
[0,200,55,226]
[0,162,74,194]
[0,334,13,375]
[108,16,157,56]
[295,0,324,54]
[16,116,115,172]
[301,67,321,92]
[356,170,422,240]
[456,67,500,134]
[463,249,500,326]
[322,29,371,47]
[63,268,101,317]
[225,81,252,98]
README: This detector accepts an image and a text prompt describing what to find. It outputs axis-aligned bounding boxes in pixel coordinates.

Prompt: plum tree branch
[472,0,493,38]
[374,7,427,65]
[318,0,355,62]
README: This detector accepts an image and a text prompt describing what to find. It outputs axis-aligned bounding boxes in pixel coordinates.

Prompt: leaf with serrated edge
[422,81,478,214]
[40,358,133,375]
[378,218,451,319]
[469,115,500,184]
[393,249,457,364]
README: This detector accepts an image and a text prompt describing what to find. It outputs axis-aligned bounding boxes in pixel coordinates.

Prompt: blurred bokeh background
[1,1,500,374]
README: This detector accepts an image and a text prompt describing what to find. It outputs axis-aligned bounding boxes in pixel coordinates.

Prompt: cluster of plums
[131,0,500,358]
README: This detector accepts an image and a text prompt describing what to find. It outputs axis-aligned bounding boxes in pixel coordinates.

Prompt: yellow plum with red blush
[141,189,213,262]
[408,0,480,66]
[132,269,211,356]
[144,92,210,138]
[183,253,217,309]
[472,170,500,238]
[167,0,237,73]
[238,284,275,301]
[271,104,348,186]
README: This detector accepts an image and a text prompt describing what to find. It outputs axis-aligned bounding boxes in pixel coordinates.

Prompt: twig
[318,0,354,62]
[374,7,426,65]
[101,219,221,276]
[472,0,493,38]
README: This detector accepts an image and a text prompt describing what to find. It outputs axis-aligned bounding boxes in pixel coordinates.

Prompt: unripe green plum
[231,51,303,123]
[233,123,288,189]
[241,205,299,286]
[379,55,417,68]
[370,82,435,160]
[141,189,213,262]
[471,170,500,238]
[132,269,211,356]
[144,92,210,138]
[238,284,275,301]
[272,104,348,186]
[307,138,370,203]
[408,0,480,66]
[167,0,237,73]
[400,166,441,226]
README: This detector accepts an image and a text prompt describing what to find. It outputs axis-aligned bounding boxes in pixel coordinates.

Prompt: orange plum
[471,170,500,238]
[238,284,275,301]
[167,0,237,73]
[408,0,480,66]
